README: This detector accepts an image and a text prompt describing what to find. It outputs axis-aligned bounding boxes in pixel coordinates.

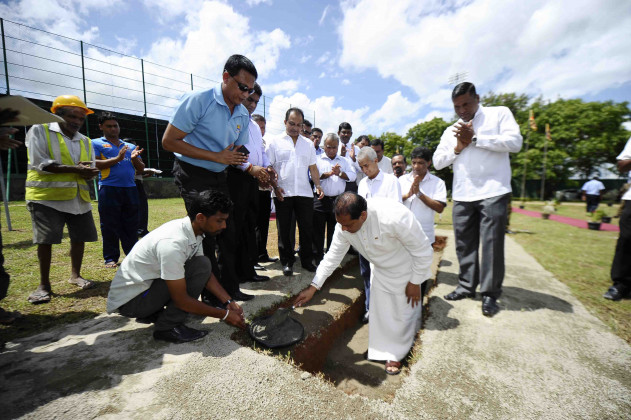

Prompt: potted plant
[541,201,556,220]
[588,209,604,230]
[600,208,612,224]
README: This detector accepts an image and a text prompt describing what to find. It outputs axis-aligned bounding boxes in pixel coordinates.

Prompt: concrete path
[1,230,630,419]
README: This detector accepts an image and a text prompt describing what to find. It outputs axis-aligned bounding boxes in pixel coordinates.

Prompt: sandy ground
[1,230,630,419]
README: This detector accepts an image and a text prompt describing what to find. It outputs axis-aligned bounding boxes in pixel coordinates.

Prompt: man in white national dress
[294,192,433,375]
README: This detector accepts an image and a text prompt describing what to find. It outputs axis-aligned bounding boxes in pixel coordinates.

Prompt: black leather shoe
[233,290,255,301]
[283,264,293,276]
[253,264,267,271]
[153,324,208,343]
[247,274,270,282]
[302,263,317,272]
[444,290,476,301]
[481,296,499,317]
[361,311,369,324]
[603,284,629,301]
[201,294,226,309]
[258,255,279,263]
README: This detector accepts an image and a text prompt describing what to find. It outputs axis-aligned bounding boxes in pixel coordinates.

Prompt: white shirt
[358,171,402,202]
[378,155,393,174]
[617,137,631,201]
[239,117,270,170]
[433,105,523,201]
[106,216,204,312]
[266,133,317,198]
[312,198,433,291]
[316,154,357,197]
[581,179,605,196]
[338,141,361,185]
[398,172,447,243]
[25,122,96,215]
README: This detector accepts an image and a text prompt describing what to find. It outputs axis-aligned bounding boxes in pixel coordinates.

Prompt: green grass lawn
[515,200,620,225]
[1,198,629,345]
[438,200,630,343]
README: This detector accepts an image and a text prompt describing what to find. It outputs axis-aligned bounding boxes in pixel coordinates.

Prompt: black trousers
[173,159,240,295]
[611,201,631,288]
[227,167,257,281]
[256,189,272,259]
[274,196,315,267]
[135,179,149,233]
[118,256,211,331]
[0,219,9,302]
[312,195,338,263]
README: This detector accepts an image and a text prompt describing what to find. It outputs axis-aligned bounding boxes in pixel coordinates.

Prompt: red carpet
[512,207,619,232]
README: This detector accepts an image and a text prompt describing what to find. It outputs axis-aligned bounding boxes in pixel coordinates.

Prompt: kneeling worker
[295,192,433,375]
[107,190,247,343]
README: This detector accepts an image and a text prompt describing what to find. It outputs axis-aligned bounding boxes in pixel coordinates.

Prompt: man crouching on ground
[106,190,246,343]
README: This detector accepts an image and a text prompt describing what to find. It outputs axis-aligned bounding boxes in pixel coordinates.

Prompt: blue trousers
[98,185,139,263]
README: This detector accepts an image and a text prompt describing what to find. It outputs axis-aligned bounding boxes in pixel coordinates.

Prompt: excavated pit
[232,237,446,401]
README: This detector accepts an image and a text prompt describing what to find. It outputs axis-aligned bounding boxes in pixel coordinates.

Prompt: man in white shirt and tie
[434,82,522,317]
[357,147,402,323]
[313,133,356,263]
[266,108,324,276]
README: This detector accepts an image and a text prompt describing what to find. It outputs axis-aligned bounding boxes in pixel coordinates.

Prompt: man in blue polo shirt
[92,112,144,268]
[162,54,257,304]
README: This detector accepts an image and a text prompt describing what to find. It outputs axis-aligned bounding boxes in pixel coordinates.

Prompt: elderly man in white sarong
[295,192,433,375]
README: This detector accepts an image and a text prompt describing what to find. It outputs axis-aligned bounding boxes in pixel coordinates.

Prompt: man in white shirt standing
[604,137,631,301]
[434,82,522,317]
[314,133,356,263]
[357,147,402,323]
[581,176,606,214]
[295,193,433,375]
[266,108,324,276]
[370,138,393,175]
[399,147,447,245]
[338,122,361,192]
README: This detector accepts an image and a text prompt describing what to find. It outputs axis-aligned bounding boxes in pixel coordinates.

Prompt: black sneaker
[153,324,208,343]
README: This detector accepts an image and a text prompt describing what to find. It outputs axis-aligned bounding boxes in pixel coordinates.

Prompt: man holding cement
[107,190,246,343]
[295,192,433,375]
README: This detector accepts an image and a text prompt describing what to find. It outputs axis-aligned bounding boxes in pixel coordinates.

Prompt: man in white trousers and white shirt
[295,192,433,375]
[433,82,522,317]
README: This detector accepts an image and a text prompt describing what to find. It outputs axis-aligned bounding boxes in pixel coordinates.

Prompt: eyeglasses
[302,129,312,136]
[231,76,255,94]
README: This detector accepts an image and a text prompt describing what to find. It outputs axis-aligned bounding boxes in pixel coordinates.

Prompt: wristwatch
[472,136,477,144]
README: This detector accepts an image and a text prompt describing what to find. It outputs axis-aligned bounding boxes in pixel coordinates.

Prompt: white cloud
[246,0,272,5]
[316,51,331,66]
[263,79,302,96]
[339,0,631,101]
[300,54,312,64]
[144,1,291,80]
[319,5,330,26]
[341,79,350,86]
[365,91,423,133]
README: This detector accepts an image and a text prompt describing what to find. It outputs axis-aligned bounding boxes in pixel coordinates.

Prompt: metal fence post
[1,18,14,203]
[263,95,266,119]
[190,74,194,90]
[80,41,90,138]
[141,59,151,167]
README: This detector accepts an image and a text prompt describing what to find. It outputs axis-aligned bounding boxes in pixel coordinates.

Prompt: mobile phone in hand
[236,145,250,155]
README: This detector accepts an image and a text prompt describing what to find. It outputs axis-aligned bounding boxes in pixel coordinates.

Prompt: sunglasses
[231,76,255,94]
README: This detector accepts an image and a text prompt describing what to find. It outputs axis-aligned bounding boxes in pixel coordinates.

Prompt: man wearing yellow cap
[24,95,100,304]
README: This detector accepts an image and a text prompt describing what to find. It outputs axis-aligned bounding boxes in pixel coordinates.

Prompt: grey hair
[357,146,377,162]
[324,133,339,145]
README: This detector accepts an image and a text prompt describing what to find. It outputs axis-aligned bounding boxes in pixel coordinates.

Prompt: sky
[1,0,630,138]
